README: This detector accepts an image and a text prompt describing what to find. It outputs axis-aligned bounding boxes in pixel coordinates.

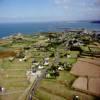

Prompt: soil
[0,51,16,58]
[70,58,100,77]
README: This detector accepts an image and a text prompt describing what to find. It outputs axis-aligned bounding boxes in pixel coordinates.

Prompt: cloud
[54,0,100,20]
[94,0,100,6]
[55,0,99,7]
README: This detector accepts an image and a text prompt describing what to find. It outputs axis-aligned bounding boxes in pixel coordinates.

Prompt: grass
[11,43,27,48]
[0,92,23,100]
[0,33,98,100]
[80,46,89,52]
[57,71,76,85]
[60,57,77,65]
[35,71,94,100]
[34,71,76,100]
[34,48,94,100]
[67,51,79,55]
[0,46,7,51]
[36,89,66,100]
[0,57,31,100]
[35,81,72,100]
[0,58,32,69]
[90,47,100,52]
[67,58,77,65]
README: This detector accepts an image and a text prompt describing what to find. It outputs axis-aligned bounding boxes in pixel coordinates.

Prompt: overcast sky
[0,0,100,22]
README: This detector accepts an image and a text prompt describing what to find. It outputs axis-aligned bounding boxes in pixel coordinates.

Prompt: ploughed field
[71,58,100,77]
[71,58,100,97]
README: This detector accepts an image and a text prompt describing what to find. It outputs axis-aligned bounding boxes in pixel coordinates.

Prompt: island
[91,20,100,24]
[0,29,100,100]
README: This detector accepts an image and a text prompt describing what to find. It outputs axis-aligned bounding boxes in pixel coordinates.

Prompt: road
[25,68,47,100]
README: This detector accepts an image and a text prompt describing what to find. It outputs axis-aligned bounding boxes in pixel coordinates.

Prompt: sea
[0,21,100,38]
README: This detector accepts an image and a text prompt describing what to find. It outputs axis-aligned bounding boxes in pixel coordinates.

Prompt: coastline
[0,21,100,38]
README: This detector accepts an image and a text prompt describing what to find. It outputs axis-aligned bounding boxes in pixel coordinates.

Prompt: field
[34,71,94,100]
[71,58,100,97]
[0,57,33,100]
[71,58,100,77]
[0,35,50,100]
[33,50,95,100]
[0,32,100,100]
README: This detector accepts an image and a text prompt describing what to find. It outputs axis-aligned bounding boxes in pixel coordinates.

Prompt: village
[0,29,100,100]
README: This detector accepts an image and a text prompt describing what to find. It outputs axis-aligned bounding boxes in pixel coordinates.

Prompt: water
[0,21,100,38]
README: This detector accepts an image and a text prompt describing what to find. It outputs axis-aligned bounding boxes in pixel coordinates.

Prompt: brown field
[71,58,100,97]
[72,77,100,97]
[89,78,100,96]
[0,51,16,58]
[70,58,100,77]
[79,58,100,66]
[72,77,87,91]
[0,40,9,45]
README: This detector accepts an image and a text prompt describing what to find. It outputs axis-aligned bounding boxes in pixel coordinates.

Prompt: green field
[0,58,32,100]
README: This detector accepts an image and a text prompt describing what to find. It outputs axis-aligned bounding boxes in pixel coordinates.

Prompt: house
[44,61,49,66]
[46,73,51,78]
[32,62,39,66]
[58,66,64,71]
[67,54,71,58]
[8,57,15,62]
[73,42,84,46]
[80,29,89,34]
[19,56,27,62]
[44,57,49,66]
[38,65,44,69]
[0,86,5,92]
[68,39,84,47]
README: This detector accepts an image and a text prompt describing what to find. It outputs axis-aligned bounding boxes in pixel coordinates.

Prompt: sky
[0,0,100,22]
